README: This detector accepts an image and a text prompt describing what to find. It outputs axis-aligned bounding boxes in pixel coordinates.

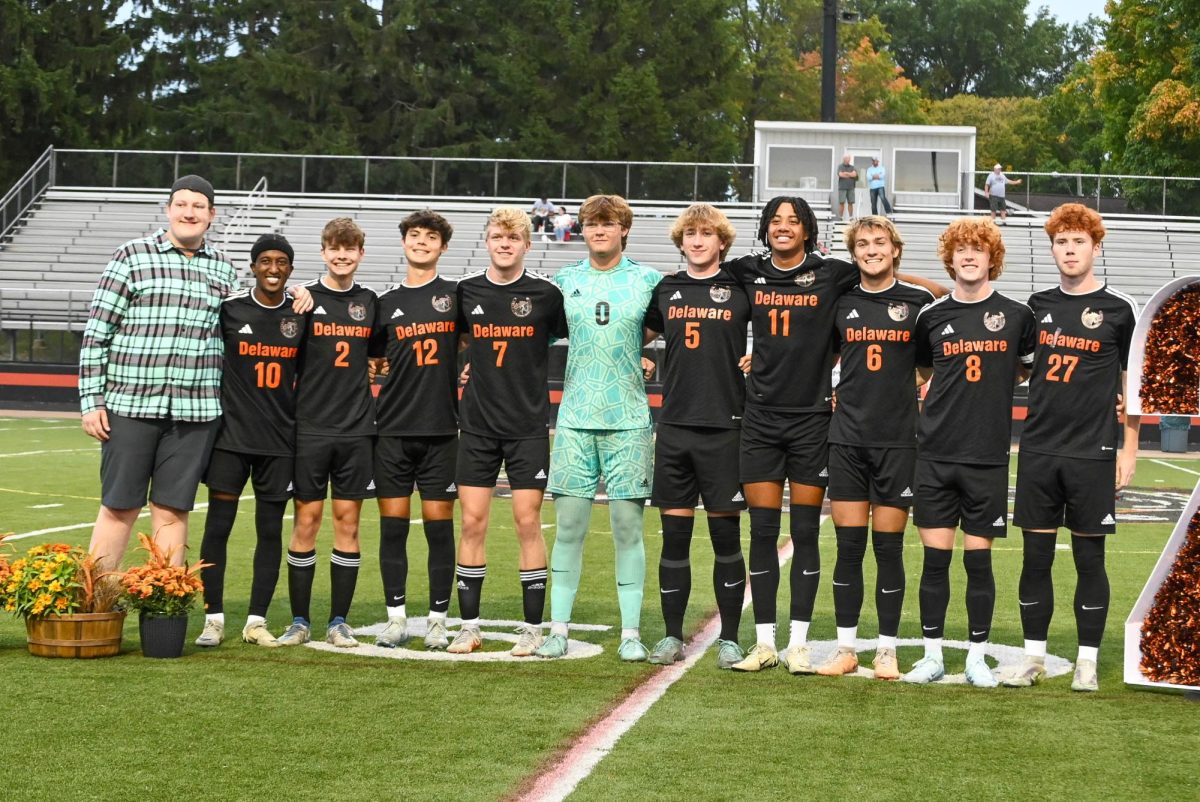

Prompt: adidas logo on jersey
[754,277,767,284]
[731,491,744,502]
[845,309,860,320]
[818,467,829,478]
[391,308,405,319]
[313,306,327,315]
[993,516,1006,527]
[900,487,913,498]
[534,469,547,479]
[366,479,376,491]
[941,324,955,336]
[445,483,457,493]
[238,323,253,334]
[670,291,683,301]
[471,305,484,315]
[1041,313,1053,323]
[1101,513,1115,525]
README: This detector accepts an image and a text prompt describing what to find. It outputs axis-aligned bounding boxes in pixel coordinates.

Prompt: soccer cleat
[241,621,279,647]
[375,617,410,648]
[731,643,779,672]
[535,633,569,659]
[276,621,311,647]
[1000,656,1047,688]
[647,636,685,665]
[510,624,544,657]
[618,637,650,662]
[423,620,450,650]
[816,646,860,676]
[901,655,945,684]
[1071,659,1099,692]
[715,639,745,670]
[447,626,482,654]
[872,647,900,680]
[784,644,816,675]
[195,619,225,647]
[326,622,360,648]
[965,654,998,688]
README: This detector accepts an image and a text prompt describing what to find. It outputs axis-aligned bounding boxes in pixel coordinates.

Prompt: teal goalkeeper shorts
[548,426,653,500]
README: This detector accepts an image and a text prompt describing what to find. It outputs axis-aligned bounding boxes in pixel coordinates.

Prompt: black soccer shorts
[739,406,830,486]
[652,423,746,512]
[374,434,459,500]
[827,443,917,507]
[294,434,375,501]
[913,458,1009,538]
[1013,450,1117,534]
[204,447,294,502]
[456,431,549,491]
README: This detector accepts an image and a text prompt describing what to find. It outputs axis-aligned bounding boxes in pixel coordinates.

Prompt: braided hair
[756,196,819,255]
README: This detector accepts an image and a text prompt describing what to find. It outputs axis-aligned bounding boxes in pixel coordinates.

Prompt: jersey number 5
[685,321,701,349]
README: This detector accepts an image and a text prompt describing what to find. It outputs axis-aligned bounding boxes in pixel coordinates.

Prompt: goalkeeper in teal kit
[536,194,663,661]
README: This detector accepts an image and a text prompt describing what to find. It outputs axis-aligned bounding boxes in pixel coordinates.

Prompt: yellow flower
[48,580,63,592]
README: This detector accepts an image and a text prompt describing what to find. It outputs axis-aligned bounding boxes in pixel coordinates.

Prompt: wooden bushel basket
[25,611,126,658]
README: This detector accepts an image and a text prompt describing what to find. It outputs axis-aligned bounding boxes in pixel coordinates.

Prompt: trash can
[1159,415,1190,453]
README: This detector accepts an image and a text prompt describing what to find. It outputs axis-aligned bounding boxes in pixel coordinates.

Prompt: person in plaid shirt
[79,175,311,570]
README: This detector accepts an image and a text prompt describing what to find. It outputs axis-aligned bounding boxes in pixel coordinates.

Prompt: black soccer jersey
[645,268,750,429]
[1021,284,1138,460]
[915,290,1036,465]
[830,280,935,448]
[456,269,567,439]
[372,275,459,437]
[294,279,377,437]
[213,291,303,456]
[725,251,859,412]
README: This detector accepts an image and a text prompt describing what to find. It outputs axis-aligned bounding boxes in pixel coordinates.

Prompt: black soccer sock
[519,567,548,625]
[379,516,410,608]
[788,504,822,622]
[1072,535,1109,649]
[963,549,995,643]
[424,519,455,614]
[659,514,694,641]
[832,525,868,628]
[248,499,286,618]
[199,496,239,615]
[748,507,782,625]
[1019,530,1057,642]
[918,546,953,639]
[456,563,486,621]
[872,530,905,638]
[709,515,746,642]
[329,549,361,623]
[287,548,317,624]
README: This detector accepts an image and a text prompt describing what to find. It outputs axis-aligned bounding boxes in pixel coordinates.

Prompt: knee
[1071,535,1106,575]
[835,527,868,564]
[1021,531,1057,571]
[871,533,903,563]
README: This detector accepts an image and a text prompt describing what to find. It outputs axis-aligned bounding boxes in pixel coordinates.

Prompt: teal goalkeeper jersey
[555,256,662,430]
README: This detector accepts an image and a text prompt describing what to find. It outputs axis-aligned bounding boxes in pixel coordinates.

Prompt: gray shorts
[100,414,220,511]
[839,188,855,204]
[989,195,1007,212]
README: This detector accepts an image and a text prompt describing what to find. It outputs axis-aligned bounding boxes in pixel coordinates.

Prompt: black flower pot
[138,613,188,658]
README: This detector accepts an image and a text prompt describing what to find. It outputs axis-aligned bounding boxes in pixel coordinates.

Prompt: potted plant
[0,539,125,658]
[118,533,209,658]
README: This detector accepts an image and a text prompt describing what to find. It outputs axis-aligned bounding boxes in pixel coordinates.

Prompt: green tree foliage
[858,0,1096,99]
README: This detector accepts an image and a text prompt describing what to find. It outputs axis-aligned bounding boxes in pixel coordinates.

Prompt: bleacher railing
[219,176,270,258]
[967,170,1200,217]
[1,146,55,242]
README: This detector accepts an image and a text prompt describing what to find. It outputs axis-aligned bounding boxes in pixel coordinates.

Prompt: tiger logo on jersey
[511,297,533,318]
[794,271,816,288]
[983,310,1006,332]
[432,294,453,313]
[348,302,367,322]
[279,317,301,339]
[710,285,732,303]
[888,302,910,322]
[1081,307,1103,329]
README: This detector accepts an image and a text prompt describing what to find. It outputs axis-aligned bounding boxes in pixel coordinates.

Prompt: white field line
[1150,458,1200,478]
[0,447,97,459]
[517,523,804,802]
[8,495,257,542]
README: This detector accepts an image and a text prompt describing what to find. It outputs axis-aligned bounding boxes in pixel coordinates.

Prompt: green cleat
[535,633,569,659]
[715,639,745,670]
[618,637,650,662]
[647,636,685,665]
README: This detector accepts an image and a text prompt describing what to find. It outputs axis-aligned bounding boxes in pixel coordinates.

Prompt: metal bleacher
[3,186,1200,333]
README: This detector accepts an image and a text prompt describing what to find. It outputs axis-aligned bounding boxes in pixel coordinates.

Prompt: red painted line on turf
[516,531,800,802]
[0,372,78,388]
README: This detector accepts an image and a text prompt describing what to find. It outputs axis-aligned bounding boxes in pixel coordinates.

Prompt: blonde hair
[843,215,905,270]
[669,204,736,256]
[938,217,1005,280]
[486,206,532,243]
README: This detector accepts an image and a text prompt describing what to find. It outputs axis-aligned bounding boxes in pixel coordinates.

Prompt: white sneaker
[965,654,998,688]
[195,618,224,647]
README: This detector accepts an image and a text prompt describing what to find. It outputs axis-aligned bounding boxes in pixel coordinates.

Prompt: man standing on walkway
[866,157,893,217]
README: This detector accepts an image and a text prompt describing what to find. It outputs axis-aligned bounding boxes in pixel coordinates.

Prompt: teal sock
[549,495,592,624]
[610,499,646,631]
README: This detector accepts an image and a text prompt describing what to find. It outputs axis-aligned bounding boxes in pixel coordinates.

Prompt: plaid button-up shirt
[79,229,238,422]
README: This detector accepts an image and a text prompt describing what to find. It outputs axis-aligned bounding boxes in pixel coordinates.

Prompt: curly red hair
[938,217,1005,280]
[1044,203,1106,244]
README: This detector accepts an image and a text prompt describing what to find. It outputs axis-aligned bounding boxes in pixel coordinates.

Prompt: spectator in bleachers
[866,157,894,217]
[838,154,859,221]
[553,206,574,242]
[985,163,1022,223]
[531,196,556,239]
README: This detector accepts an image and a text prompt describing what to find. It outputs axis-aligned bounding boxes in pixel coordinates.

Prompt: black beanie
[169,174,215,206]
[250,233,295,265]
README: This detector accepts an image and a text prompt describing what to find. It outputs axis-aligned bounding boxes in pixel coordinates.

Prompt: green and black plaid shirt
[79,229,238,421]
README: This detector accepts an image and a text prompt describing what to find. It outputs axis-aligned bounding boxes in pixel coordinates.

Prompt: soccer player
[643,204,751,668]
[277,218,377,649]
[370,210,460,650]
[819,216,936,679]
[195,234,303,648]
[451,206,567,656]
[536,194,663,662]
[902,217,1036,688]
[1005,203,1140,692]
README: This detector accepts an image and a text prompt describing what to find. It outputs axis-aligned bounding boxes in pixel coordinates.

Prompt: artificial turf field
[0,415,1197,801]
